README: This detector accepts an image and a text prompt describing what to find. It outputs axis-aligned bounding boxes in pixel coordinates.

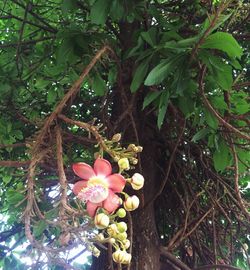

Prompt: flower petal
[103,190,120,214]
[72,180,88,195]
[72,162,95,179]
[86,201,101,217]
[94,158,112,177]
[106,174,126,193]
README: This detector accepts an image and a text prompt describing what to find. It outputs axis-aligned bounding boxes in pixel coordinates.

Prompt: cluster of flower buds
[112,249,131,264]
[72,134,144,266]
[93,210,132,264]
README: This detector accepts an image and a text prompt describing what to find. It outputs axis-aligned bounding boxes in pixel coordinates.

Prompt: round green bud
[117,208,126,218]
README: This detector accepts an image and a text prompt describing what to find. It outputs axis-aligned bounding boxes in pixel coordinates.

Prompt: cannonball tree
[0,0,249,270]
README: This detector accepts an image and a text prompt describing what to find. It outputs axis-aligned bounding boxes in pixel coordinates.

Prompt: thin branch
[11,0,57,33]
[229,138,250,221]
[199,66,250,142]
[0,143,26,149]
[194,264,242,270]
[148,119,186,206]
[159,247,192,270]
[0,160,30,167]
[0,36,55,49]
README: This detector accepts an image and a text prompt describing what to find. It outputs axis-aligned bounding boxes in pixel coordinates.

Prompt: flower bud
[124,195,140,211]
[92,247,100,257]
[122,252,132,264]
[112,250,131,264]
[109,238,116,244]
[131,173,144,190]
[107,223,119,237]
[117,208,126,218]
[123,239,130,249]
[137,146,143,152]
[117,222,127,233]
[118,158,130,171]
[117,232,127,241]
[94,213,110,229]
[127,144,136,151]
[130,158,138,165]
[112,133,122,142]
[96,233,105,241]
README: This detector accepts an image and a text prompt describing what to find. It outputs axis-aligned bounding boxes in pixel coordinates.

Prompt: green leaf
[33,220,47,237]
[157,91,169,129]
[90,0,111,25]
[110,0,125,21]
[47,89,57,104]
[201,13,232,35]
[144,54,184,86]
[204,109,218,130]
[61,0,77,15]
[92,74,107,96]
[210,58,233,90]
[192,128,210,142]
[201,32,243,59]
[141,28,157,47]
[130,59,150,93]
[56,39,74,64]
[213,140,231,172]
[177,96,194,117]
[142,91,162,110]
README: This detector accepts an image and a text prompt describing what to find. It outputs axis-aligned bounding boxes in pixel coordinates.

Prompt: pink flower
[72,158,126,217]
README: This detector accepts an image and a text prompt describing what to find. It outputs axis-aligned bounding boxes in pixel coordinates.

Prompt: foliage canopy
[0,0,249,270]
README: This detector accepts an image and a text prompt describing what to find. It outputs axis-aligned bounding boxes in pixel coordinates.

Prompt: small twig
[194,264,242,270]
[147,119,186,206]
[229,138,250,221]
[0,143,26,149]
[199,66,250,142]
[16,0,30,76]
[0,160,30,167]
[159,247,192,270]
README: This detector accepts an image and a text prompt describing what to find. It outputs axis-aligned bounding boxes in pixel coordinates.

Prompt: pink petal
[103,190,120,214]
[86,201,101,217]
[94,158,112,177]
[72,180,88,195]
[72,162,95,179]
[106,174,126,193]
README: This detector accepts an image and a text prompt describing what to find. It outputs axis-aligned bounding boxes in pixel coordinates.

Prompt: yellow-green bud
[127,144,136,151]
[131,173,144,190]
[122,252,132,264]
[112,133,122,142]
[123,239,130,249]
[117,208,126,218]
[92,247,100,257]
[109,238,116,244]
[124,195,140,211]
[117,222,127,233]
[130,158,138,165]
[118,158,130,171]
[113,156,120,162]
[112,250,131,264]
[94,213,110,229]
[96,233,105,241]
[117,232,127,241]
[107,223,119,237]
[137,146,143,152]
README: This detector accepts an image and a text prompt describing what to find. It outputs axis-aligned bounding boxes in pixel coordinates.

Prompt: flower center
[78,176,109,204]
[88,176,109,188]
